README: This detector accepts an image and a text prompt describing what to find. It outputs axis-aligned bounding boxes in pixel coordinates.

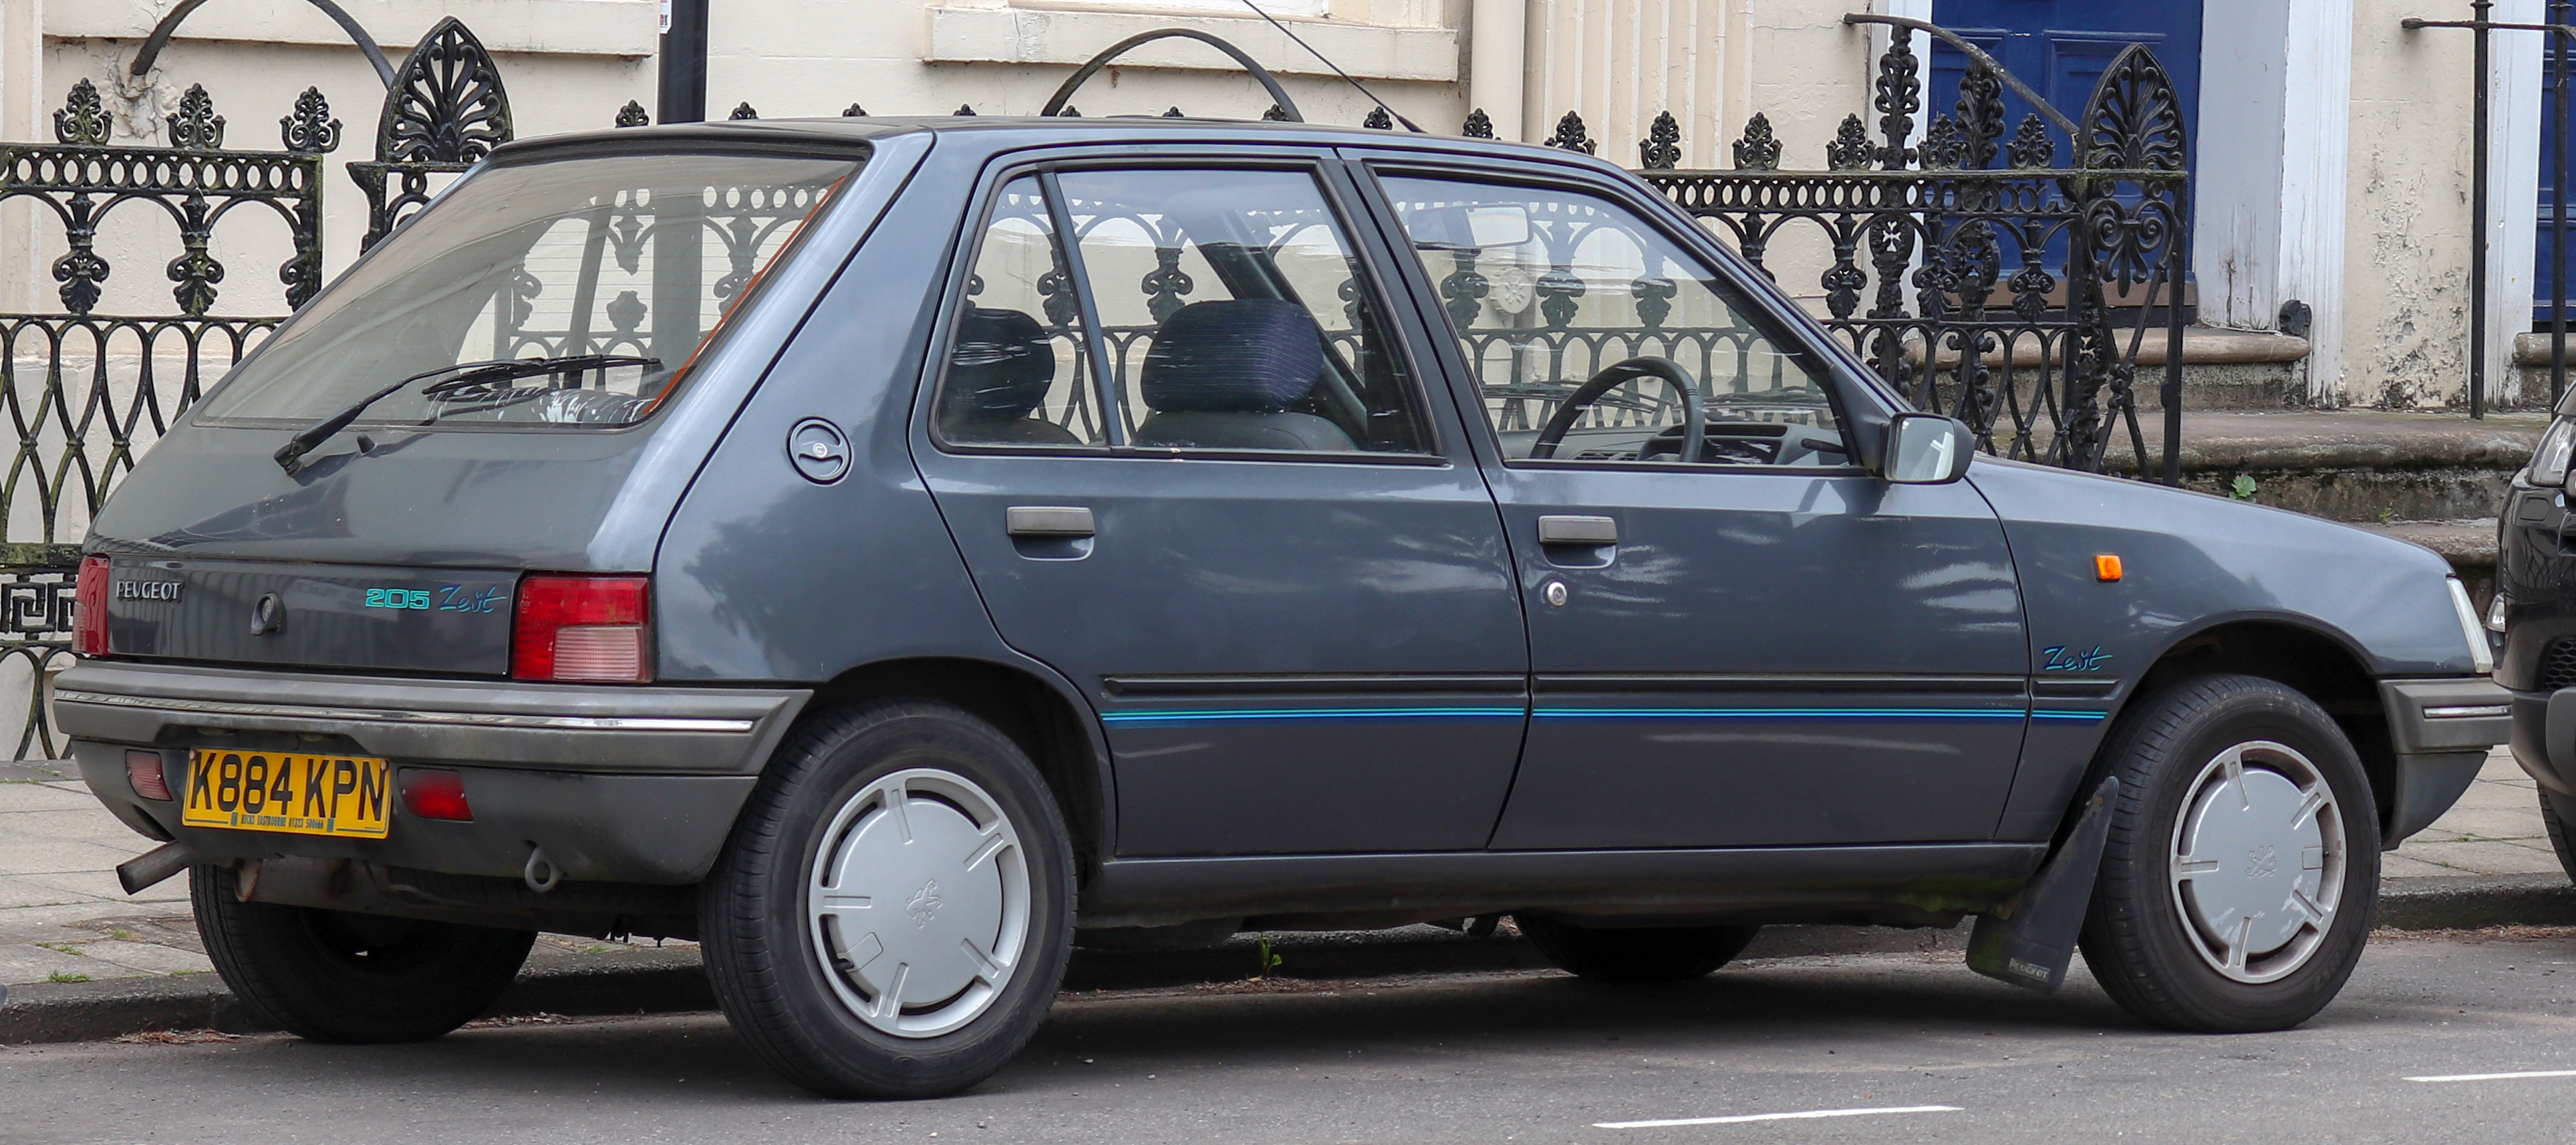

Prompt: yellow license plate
[182,749,392,839]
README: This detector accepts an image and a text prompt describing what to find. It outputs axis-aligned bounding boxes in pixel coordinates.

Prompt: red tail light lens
[74,555,111,658]
[513,576,652,682]
[398,768,473,821]
[126,750,172,801]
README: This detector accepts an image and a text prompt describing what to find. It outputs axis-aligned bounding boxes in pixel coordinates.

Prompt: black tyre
[2078,674,2380,1033]
[700,699,1076,1100]
[2542,790,2576,884]
[191,864,535,1043]
[1517,915,1761,983]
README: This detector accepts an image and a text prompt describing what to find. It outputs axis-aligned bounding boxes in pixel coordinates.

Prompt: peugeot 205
[59,114,2508,1098]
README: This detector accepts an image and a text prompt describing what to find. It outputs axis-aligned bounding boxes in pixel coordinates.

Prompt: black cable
[1236,0,1425,132]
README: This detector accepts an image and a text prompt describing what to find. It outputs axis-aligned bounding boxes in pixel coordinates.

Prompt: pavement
[1,749,2570,1042]
[11,931,2576,1142]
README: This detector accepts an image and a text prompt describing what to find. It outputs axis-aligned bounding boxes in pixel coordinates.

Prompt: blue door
[1928,0,2201,170]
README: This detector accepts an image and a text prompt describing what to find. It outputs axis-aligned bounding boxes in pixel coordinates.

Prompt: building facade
[0,0,2554,409]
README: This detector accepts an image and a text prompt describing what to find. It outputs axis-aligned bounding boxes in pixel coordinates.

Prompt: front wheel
[700,700,1075,1100]
[1517,915,1761,983]
[2078,674,2380,1032]
[192,864,535,1043]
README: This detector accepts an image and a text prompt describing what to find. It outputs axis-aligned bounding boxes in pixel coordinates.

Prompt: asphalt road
[9,932,2576,1144]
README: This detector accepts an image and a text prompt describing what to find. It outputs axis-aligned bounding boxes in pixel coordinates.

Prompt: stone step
[2084,410,2544,523]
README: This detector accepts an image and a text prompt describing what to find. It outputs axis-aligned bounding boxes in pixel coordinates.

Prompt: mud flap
[1967,775,2119,992]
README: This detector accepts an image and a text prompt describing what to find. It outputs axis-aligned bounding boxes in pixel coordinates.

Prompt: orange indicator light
[2095,554,2124,583]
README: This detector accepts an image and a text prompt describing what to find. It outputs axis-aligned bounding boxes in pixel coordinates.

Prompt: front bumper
[2380,678,2513,844]
[57,660,810,884]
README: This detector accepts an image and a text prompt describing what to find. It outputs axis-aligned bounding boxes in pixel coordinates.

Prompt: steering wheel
[1529,358,1704,463]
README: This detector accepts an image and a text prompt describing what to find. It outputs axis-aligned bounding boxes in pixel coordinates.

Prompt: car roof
[487,115,1625,178]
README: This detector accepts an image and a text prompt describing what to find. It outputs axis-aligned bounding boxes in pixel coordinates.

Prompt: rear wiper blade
[272,354,660,473]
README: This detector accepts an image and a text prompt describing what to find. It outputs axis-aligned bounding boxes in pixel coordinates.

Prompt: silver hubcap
[2166,740,2344,984]
[807,767,1030,1038]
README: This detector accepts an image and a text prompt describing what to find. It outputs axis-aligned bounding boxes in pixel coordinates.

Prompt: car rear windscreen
[192,150,858,431]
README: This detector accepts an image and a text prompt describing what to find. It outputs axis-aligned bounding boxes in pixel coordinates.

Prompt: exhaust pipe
[116,842,194,895]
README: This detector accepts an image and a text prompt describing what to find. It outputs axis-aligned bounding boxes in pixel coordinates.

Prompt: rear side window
[932,166,1431,457]
[194,150,856,430]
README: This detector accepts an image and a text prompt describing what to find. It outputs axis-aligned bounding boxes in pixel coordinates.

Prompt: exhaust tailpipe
[116,842,194,895]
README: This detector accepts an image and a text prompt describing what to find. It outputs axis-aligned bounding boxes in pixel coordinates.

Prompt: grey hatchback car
[60,116,2507,1098]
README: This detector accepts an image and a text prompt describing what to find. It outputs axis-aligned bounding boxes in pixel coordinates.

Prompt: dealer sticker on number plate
[181,749,391,839]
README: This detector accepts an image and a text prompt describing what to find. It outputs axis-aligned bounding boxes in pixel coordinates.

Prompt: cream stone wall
[2338,0,2540,410]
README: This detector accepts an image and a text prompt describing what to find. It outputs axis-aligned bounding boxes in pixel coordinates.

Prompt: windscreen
[193,150,857,430]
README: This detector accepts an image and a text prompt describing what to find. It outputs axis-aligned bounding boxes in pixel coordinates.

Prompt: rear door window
[930,165,1432,457]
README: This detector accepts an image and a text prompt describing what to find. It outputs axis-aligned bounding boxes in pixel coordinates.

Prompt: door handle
[1536,515,1618,545]
[1006,505,1095,537]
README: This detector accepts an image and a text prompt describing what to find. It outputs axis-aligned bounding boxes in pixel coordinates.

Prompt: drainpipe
[1469,0,1526,140]
[660,0,710,124]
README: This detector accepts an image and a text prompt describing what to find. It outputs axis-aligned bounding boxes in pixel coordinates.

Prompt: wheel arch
[796,656,1113,876]
[2117,616,2397,836]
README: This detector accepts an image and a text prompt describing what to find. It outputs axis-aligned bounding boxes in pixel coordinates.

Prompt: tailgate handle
[1006,506,1095,537]
[1537,515,1618,545]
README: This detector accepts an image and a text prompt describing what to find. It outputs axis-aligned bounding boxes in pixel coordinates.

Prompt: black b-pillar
[658,0,710,124]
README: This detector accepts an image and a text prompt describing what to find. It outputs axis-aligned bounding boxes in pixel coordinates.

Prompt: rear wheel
[2078,674,2379,1033]
[191,864,535,1043]
[700,700,1075,1100]
[1517,915,1761,983]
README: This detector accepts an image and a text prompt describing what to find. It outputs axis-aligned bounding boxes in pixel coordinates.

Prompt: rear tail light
[398,768,472,821]
[513,575,652,682]
[126,750,172,801]
[74,555,110,657]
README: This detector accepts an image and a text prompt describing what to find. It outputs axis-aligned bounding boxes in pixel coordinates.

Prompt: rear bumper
[58,660,810,884]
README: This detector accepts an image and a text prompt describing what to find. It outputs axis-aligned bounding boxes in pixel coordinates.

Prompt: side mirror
[1882,412,1974,485]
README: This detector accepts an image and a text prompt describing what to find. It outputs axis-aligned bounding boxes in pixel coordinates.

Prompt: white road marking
[1593,1105,1963,1129]
[2406,1069,2576,1083]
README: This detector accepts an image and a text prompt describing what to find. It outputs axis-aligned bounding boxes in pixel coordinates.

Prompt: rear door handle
[1536,515,1618,545]
[1006,506,1095,537]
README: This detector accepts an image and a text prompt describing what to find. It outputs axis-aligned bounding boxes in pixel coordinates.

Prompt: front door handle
[1006,505,1095,537]
[1536,515,1618,545]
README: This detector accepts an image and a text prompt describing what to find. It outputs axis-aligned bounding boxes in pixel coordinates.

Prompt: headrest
[943,307,1056,420]
[1139,299,1324,413]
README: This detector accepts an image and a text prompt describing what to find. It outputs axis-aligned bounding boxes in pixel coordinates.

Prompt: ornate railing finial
[1731,112,1781,170]
[1462,108,1494,138]
[280,88,341,153]
[1825,114,1872,170]
[378,17,513,164]
[54,79,111,145]
[2080,43,2186,171]
[1364,106,1393,130]
[1955,59,2005,170]
[617,100,651,127]
[729,102,758,120]
[843,102,867,117]
[2005,114,2054,168]
[1546,111,1594,154]
[1639,110,1681,169]
[1873,29,1920,169]
[1919,114,1966,170]
[1264,103,1292,121]
[168,84,226,150]
[954,104,977,116]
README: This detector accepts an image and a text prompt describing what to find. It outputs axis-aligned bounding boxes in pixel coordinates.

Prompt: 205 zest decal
[364,584,506,613]
[2041,644,2112,672]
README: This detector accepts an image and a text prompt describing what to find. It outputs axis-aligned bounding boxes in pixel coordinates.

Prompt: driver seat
[1131,300,1356,452]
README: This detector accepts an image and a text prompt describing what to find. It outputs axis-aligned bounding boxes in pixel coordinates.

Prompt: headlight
[2488,591,2509,634]
[2449,577,2495,674]
[2531,417,2576,486]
